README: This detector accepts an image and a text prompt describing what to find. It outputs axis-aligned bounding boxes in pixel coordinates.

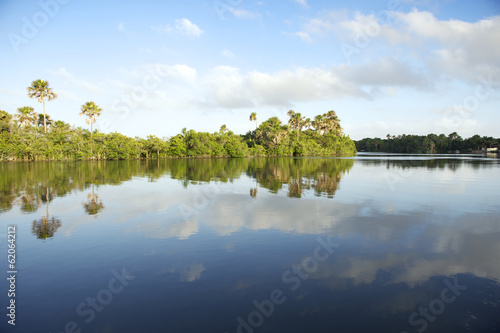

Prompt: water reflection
[32,216,62,239]
[30,186,62,239]
[0,158,355,209]
[3,156,500,333]
[83,184,104,216]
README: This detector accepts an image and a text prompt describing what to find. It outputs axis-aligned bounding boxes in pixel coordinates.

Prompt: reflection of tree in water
[21,193,39,213]
[83,184,104,216]
[312,173,342,198]
[31,187,61,239]
[250,158,354,199]
[0,190,15,213]
[32,216,62,239]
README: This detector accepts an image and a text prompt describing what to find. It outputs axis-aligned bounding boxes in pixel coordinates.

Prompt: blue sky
[1,0,499,140]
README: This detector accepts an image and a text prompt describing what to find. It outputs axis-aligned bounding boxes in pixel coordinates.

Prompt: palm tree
[27,79,57,133]
[220,124,228,134]
[80,101,103,156]
[289,111,305,142]
[249,112,257,130]
[53,120,71,132]
[37,113,52,129]
[16,106,37,128]
[313,115,325,135]
[323,110,341,135]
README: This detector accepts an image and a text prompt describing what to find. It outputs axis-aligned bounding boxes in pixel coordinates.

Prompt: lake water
[1,154,499,333]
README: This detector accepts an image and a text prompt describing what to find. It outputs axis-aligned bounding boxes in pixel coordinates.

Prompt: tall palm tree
[27,79,57,133]
[80,101,103,156]
[16,106,37,128]
[249,112,257,130]
[80,101,102,136]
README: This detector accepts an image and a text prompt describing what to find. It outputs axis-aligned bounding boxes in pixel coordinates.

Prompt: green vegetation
[0,80,356,161]
[355,132,499,154]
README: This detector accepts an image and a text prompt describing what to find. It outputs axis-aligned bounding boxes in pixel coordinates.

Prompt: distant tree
[324,110,341,135]
[0,110,12,132]
[53,120,71,132]
[37,113,52,129]
[220,124,228,134]
[249,112,257,130]
[313,115,326,135]
[80,101,102,137]
[287,110,306,141]
[27,79,57,133]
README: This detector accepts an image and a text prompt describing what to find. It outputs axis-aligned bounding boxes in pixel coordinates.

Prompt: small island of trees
[355,133,499,154]
[0,79,357,161]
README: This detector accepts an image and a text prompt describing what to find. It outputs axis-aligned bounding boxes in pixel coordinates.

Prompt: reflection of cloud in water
[204,194,358,236]
[170,264,205,282]
[130,193,500,286]
[135,214,199,240]
[309,216,500,288]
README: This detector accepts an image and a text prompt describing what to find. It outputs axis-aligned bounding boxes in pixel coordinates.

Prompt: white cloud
[293,31,312,42]
[294,9,500,83]
[202,60,428,109]
[154,64,197,84]
[227,7,260,19]
[152,18,203,37]
[392,11,500,81]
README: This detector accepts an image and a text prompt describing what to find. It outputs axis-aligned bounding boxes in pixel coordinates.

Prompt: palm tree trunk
[46,187,49,220]
[90,120,93,157]
[43,99,47,133]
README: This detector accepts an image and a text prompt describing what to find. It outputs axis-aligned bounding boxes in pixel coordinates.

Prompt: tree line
[0,79,357,161]
[355,132,499,154]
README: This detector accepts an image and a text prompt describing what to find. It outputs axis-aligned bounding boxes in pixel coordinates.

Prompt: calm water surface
[1,154,499,333]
